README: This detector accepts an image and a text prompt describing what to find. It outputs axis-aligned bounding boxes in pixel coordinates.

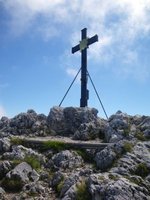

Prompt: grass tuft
[135,131,146,141]
[24,155,41,170]
[10,137,24,145]
[42,140,70,151]
[76,179,91,200]
[123,142,133,153]
[2,178,23,192]
[134,163,149,178]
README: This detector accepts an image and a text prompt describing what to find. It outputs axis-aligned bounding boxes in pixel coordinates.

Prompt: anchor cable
[87,70,109,120]
[59,67,81,107]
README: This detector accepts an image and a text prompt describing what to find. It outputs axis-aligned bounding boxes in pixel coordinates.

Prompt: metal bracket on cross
[79,38,88,51]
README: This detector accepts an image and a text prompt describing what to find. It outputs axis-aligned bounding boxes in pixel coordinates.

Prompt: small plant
[98,129,105,140]
[124,175,143,186]
[10,137,24,145]
[76,150,93,163]
[76,179,91,200]
[123,142,133,153]
[108,173,119,181]
[56,179,64,195]
[42,140,70,151]
[134,163,149,178]
[2,178,23,192]
[98,175,105,181]
[123,127,131,137]
[24,155,41,170]
[12,159,22,167]
[135,131,146,141]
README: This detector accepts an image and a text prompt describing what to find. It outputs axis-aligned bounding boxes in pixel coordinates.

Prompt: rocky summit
[0,107,150,200]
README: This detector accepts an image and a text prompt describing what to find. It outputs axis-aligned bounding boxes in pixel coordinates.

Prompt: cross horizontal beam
[72,44,80,54]
[72,34,98,54]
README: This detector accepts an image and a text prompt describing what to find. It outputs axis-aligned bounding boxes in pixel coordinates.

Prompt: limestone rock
[47,106,99,136]
[30,169,40,182]
[0,187,5,200]
[3,162,33,191]
[3,145,45,164]
[111,141,150,175]
[52,150,83,170]
[94,140,134,171]
[88,173,150,200]
[73,121,101,141]
[51,171,64,188]
[0,137,10,152]
[140,117,150,130]
[0,161,13,179]
[94,145,117,171]
[60,174,80,198]
[23,182,46,195]
[0,109,49,137]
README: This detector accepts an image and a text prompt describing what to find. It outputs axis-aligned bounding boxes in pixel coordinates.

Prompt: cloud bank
[2,0,150,81]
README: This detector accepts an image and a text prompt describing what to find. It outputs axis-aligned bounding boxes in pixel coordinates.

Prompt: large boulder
[88,173,150,200]
[51,150,83,170]
[105,111,134,142]
[0,138,10,153]
[111,141,150,176]
[94,146,117,171]
[73,121,101,141]
[2,162,33,191]
[47,106,100,136]
[94,140,135,171]
[0,110,49,136]
[60,173,80,199]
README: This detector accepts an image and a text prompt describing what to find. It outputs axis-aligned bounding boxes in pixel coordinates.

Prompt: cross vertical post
[81,28,88,107]
[72,28,98,107]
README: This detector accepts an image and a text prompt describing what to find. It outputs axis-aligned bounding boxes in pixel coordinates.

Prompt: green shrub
[135,132,146,141]
[76,179,91,200]
[2,178,23,192]
[123,142,133,153]
[76,150,92,163]
[124,175,143,185]
[98,175,105,181]
[12,159,22,167]
[123,127,131,137]
[10,137,24,145]
[24,156,41,170]
[98,129,105,140]
[56,179,64,195]
[11,156,41,170]
[42,140,70,151]
[134,163,149,178]
[108,173,119,181]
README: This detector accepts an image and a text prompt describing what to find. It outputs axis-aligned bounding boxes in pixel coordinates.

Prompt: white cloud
[66,68,80,83]
[2,0,150,80]
[3,0,150,40]
[0,105,6,118]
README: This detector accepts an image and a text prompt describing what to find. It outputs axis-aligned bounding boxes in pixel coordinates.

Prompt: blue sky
[0,0,150,119]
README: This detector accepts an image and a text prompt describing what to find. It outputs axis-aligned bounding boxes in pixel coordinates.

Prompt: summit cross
[72,28,98,107]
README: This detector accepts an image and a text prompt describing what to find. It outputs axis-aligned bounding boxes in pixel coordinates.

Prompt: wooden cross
[72,28,98,107]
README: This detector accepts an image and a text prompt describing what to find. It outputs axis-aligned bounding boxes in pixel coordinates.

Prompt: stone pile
[0,109,48,137]
[0,107,149,199]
